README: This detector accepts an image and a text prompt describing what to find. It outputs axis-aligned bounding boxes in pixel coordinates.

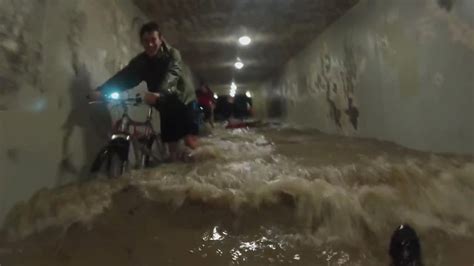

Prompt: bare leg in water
[167,136,198,162]
[167,142,179,161]
[210,104,215,128]
[185,135,198,150]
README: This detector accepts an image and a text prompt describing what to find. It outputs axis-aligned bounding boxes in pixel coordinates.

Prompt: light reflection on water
[188,224,368,265]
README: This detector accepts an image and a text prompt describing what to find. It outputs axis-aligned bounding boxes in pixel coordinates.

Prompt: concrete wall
[0,0,149,223]
[260,0,474,155]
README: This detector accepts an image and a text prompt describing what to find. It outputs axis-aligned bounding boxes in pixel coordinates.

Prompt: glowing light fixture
[239,36,251,46]
[110,92,120,100]
[213,93,218,99]
[230,82,237,97]
[234,61,244,70]
[230,82,237,91]
[245,91,252,98]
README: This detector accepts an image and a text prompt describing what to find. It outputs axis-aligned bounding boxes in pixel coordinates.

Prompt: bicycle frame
[112,104,154,140]
[90,95,162,175]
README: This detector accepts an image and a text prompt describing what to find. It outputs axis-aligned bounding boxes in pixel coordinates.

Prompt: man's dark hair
[139,22,161,39]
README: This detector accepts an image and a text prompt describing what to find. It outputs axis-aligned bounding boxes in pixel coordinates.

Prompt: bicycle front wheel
[108,152,126,178]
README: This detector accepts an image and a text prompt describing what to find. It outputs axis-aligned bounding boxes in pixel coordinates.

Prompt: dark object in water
[389,224,423,266]
[225,119,260,129]
[438,0,454,11]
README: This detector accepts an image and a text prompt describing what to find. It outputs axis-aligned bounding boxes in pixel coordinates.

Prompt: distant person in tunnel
[223,94,258,129]
[196,82,216,127]
[89,22,199,161]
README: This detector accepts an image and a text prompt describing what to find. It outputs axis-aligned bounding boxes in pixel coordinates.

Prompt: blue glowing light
[110,92,120,100]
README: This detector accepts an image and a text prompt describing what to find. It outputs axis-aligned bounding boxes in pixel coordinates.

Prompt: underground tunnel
[0,0,473,265]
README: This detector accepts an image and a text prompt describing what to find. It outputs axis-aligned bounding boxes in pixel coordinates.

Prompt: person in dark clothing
[196,83,215,127]
[233,94,253,119]
[89,22,198,161]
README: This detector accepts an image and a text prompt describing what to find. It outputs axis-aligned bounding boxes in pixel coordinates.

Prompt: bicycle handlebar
[87,95,143,106]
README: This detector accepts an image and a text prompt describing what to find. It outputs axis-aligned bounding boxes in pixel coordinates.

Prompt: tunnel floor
[0,125,473,265]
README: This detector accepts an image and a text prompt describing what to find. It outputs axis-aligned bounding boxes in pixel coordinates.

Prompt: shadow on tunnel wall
[57,62,112,184]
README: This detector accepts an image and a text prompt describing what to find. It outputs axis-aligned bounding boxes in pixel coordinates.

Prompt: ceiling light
[245,91,252,98]
[213,93,218,99]
[231,82,237,90]
[239,36,251,46]
[230,82,237,97]
[234,61,244,69]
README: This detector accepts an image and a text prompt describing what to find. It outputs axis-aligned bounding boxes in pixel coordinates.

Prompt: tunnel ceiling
[133,0,359,87]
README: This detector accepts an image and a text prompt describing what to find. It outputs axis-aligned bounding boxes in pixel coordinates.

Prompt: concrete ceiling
[133,0,359,87]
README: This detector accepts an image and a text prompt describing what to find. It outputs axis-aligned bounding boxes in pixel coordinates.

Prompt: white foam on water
[1,127,473,264]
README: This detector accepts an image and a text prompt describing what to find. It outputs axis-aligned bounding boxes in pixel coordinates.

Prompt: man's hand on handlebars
[87,90,103,101]
[144,92,160,105]
[87,90,157,105]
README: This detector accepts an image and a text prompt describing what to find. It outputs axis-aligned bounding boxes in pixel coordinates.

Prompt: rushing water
[0,125,473,265]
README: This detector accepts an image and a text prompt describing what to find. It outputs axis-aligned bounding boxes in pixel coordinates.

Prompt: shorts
[156,95,199,143]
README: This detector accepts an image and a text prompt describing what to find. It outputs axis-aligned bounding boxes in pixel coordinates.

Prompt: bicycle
[88,92,165,178]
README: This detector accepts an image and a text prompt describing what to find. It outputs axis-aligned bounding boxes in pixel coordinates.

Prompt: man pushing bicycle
[89,22,199,161]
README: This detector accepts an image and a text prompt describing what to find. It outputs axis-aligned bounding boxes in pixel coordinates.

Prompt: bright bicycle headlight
[109,92,120,100]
